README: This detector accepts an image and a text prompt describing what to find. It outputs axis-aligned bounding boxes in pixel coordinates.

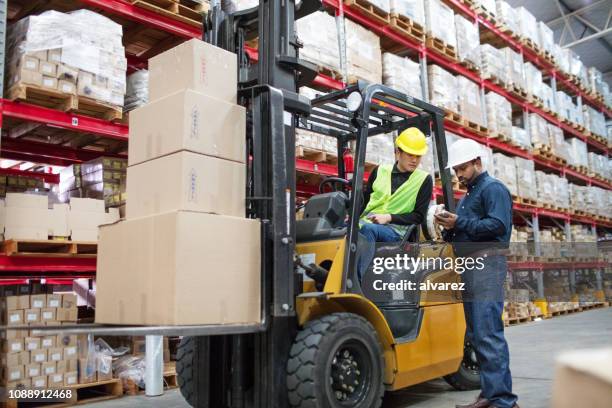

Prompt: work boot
[455,395,491,408]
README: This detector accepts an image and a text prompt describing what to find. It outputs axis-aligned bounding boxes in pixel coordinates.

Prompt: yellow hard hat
[395,127,428,156]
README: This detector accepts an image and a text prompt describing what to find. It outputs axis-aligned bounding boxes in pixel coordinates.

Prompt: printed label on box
[64,346,77,357]
[190,106,199,139]
[42,311,53,320]
[29,367,40,377]
[48,299,60,308]
[34,378,45,387]
[188,169,197,203]
[10,370,20,380]
[26,312,38,322]
[10,314,21,323]
[42,338,53,348]
[12,342,22,352]
[32,299,44,308]
[50,351,61,361]
[34,353,45,362]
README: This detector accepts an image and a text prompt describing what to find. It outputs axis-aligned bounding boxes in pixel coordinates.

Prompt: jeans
[461,255,517,408]
[357,223,401,281]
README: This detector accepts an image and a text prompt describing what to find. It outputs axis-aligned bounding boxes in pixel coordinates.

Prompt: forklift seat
[296,192,348,242]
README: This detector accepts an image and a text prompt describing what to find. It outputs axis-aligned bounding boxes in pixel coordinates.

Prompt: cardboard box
[62,294,77,308]
[32,375,47,388]
[3,352,27,367]
[78,358,96,384]
[128,90,246,166]
[4,310,24,326]
[48,373,64,388]
[96,211,261,325]
[41,76,58,90]
[48,204,70,237]
[24,309,40,324]
[3,296,20,311]
[24,337,40,351]
[3,339,24,353]
[125,151,246,219]
[48,49,62,64]
[10,67,43,87]
[30,294,46,309]
[4,207,49,240]
[48,348,63,362]
[5,193,47,208]
[58,79,76,95]
[58,64,78,82]
[551,349,612,408]
[41,336,55,349]
[64,371,78,386]
[41,308,56,323]
[149,39,237,103]
[39,61,58,77]
[70,197,105,213]
[66,359,78,372]
[2,329,27,340]
[64,346,78,360]
[31,349,47,364]
[56,360,67,374]
[76,334,91,358]
[47,294,62,308]
[26,363,41,378]
[42,361,56,376]
[6,378,31,390]
[4,365,24,382]
[56,307,78,322]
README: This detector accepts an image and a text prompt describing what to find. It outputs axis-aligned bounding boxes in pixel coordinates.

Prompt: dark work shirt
[361,163,433,226]
[443,171,512,254]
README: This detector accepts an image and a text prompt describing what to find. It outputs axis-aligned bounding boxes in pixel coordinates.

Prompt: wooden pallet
[488,132,511,143]
[0,379,123,408]
[473,5,498,25]
[507,315,531,325]
[7,84,122,122]
[425,36,458,62]
[131,0,204,28]
[317,65,343,81]
[515,196,538,207]
[444,110,463,127]
[520,36,542,55]
[389,13,425,43]
[504,83,528,100]
[1,239,97,257]
[458,59,480,73]
[528,95,544,108]
[344,0,390,24]
[462,119,488,137]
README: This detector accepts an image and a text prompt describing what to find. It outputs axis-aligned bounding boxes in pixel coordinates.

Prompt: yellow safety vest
[360,165,428,235]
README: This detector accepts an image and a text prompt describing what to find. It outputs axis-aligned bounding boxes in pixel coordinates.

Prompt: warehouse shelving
[0,0,610,282]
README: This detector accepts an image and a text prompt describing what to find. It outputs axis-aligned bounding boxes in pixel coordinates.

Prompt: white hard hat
[446,138,483,169]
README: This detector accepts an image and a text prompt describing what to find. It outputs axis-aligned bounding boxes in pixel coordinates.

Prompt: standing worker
[435,138,519,408]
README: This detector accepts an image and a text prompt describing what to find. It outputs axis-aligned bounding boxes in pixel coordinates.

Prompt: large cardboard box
[125,151,245,219]
[96,211,261,325]
[551,348,612,408]
[148,39,237,103]
[129,90,245,166]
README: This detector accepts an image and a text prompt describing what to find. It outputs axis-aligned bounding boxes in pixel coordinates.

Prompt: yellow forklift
[175,0,481,407]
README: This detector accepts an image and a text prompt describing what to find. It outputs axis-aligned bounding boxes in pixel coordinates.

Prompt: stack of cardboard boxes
[1,287,79,390]
[0,174,45,198]
[96,39,261,326]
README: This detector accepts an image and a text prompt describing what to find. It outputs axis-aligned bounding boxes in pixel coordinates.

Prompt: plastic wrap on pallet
[569,183,586,212]
[553,44,570,74]
[523,62,543,101]
[382,53,422,98]
[7,9,126,108]
[124,70,148,113]
[502,47,525,89]
[582,105,606,138]
[427,65,458,112]
[457,75,484,126]
[485,91,511,137]
[568,100,584,127]
[510,126,530,149]
[424,0,456,48]
[537,22,554,55]
[514,156,536,201]
[297,87,338,154]
[555,91,572,121]
[528,114,550,148]
[587,152,609,180]
[420,137,435,175]
[480,44,505,81]
[346,18,382,84]
[548,125,571,162]
[568,49,588,85]
[474,0,497,17]
[296,11,341,73]
[604,82,611,108]
[495,1,519,35]
[541,83,555,112]
[455,15,480,67]
[591,187,609,217]
[366,133,395,166]
[368,0,391,13]
[553,175,570,209]
[535,171,554,205]
[568,138,588,168]
[389,0,425,25]
[587,67,605,96]
[516,7,539,47]
[492,153,517,196]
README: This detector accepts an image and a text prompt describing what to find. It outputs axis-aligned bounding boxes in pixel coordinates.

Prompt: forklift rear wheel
[287,313,385,408]
[444,341,481,391]
[176,336,208,408]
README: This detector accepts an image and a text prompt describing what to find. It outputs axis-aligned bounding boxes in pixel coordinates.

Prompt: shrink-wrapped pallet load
[456,76,484,126]
[568,138,588,168]
[514,157,537,201]
[485,92,512,137]
[428,65,458,112]
[502,47,525,89]
[296,11,341,73]
[529,114,550,149]
[382,53,422,98]
[390,0,425,26]
[492,153,517,196]
[495,1,519,34]
[424,0,456,48]
[345,19,383,84]
[455,15,480,67]
[480,44,505,81]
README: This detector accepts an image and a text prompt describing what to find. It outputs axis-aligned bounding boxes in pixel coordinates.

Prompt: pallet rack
[0,0,609,304]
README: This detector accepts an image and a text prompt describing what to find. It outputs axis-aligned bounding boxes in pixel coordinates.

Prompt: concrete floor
[82,307,612,408]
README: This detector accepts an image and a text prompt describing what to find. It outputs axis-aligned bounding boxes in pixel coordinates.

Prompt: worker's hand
[435,212,457,230]
[367,214,392,224]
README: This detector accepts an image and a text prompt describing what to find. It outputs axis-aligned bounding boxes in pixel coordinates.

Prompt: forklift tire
[444,341,481,391]
[176,336,208,408]
[287,313,385,408]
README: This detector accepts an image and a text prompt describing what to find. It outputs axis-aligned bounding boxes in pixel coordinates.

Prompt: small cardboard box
[32,375,47,389]
[7,378,31,390]
[56,360,67,374]
[64,371,78,386]
[26,363,41,378]
[58,80,77,95]
[46,294,62,309]
[56,307,78,322]
[125,151,246,219]
[41,336,56,349]
[10,67,43,87]
[42,361,56,376]
[2,329,27,340]
[78,358,96,384]
[66,359,78,372]
[4,310,24,326]
[48,49,62,64]
[39,61,58,77]
[24,337,40,351]
[148,39,237,103]
[30,294,47,309]
[63,345,78,360]
[30,349,47,364]
[24,309,40,324]
[3,339,24,354]
[62,294,77,308]
[41,308,56,323]
[48,347,63,362]
[3,351,26,367]
[48,373,64,388]
[3,296,19,311]
[41,76,58,90]
[4,365,24,382]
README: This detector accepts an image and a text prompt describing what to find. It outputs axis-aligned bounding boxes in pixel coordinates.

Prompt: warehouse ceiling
[507,0,612,85]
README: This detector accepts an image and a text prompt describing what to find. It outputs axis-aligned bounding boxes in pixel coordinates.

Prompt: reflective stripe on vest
[360,165,428,236]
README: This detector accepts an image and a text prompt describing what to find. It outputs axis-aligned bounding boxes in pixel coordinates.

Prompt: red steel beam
[0,256,96,274]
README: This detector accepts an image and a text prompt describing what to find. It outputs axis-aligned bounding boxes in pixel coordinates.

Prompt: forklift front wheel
[287,313,385,408]
[443,341,481,391]
[176,336,208,408]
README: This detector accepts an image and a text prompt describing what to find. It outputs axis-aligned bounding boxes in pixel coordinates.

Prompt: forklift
[175,0,481,406]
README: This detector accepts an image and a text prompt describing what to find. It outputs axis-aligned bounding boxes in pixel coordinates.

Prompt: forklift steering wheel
[319,177,351,194]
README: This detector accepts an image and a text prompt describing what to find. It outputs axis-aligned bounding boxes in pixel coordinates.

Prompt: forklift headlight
[346,91,363,112]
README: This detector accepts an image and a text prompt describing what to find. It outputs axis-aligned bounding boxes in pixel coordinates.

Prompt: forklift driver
[359,127,434,243]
